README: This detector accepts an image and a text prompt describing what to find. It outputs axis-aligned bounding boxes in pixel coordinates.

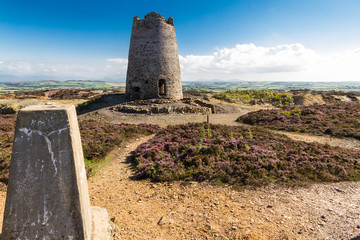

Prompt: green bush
[213,90,293,107]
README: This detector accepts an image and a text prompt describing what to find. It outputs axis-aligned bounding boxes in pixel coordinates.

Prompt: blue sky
[1,0,360,82]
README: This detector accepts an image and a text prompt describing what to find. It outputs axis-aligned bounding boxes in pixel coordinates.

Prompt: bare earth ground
[83,99,272,127]
[273,131,360,152]
[88,135,360,240]
[1,100,360,239]
[0,98,87,110]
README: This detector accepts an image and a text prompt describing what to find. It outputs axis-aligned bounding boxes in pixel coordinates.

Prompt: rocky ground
[0,95,360,239]
[289,89,360,106]
[110,98,217,115]
[80,97,273,128]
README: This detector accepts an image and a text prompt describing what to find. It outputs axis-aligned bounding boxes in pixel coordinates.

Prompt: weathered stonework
[126,12,183,100]
[2,105,110,240]
[111,98,217,114]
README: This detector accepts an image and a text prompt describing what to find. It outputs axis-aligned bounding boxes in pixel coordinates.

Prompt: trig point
[126,12,183,100]
[2,105,110,239]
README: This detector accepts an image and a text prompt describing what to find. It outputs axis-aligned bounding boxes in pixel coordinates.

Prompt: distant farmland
[0,80,125,93]
[1,80,360,93]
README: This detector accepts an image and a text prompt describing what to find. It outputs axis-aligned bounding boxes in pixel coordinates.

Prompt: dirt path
[87,133,360,240]
[84,106,360,153]
[81,101,272,128]
[0,192,6,231]
[274,130,360,151]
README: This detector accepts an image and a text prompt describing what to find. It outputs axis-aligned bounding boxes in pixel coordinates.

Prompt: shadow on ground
[77,93,128,115]
[125,151,141,181]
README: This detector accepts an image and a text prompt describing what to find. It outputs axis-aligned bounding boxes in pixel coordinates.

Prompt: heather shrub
[79,120,160,175]
[133,123,360,187]
[238,102,360,140]
[0,114,16,184]
[80,120,160,161]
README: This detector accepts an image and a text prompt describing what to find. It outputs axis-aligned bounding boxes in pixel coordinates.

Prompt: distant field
[0,80,125,93]
[182,81,360,92]
[1,80,360,93]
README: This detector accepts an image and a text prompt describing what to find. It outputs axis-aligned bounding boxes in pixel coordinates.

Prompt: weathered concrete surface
[1,105,110,239]
[90,207,111,240]
[126,12,183,100]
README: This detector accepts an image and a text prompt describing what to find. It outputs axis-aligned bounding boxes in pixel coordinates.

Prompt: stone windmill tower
[125,12,183,100]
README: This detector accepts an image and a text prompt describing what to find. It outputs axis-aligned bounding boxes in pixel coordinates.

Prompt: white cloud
[1,43,360,82]
[106,58,128,64]
[179,43,360,81]
[179,43,319,80]
[180,43,318,73]
[287,48,360,82]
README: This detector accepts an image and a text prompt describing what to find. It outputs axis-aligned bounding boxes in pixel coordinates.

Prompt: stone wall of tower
[125,12,183,100]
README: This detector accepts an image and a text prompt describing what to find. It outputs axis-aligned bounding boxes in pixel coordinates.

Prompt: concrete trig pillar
[1,105,110,239]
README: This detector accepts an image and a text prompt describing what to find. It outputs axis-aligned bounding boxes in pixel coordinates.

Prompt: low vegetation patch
[0,114,160,184]
[0,114,16,184]
[213,90,293,106]
[80,120,160,175]
[237,102,360,140]
[134,123,360,187]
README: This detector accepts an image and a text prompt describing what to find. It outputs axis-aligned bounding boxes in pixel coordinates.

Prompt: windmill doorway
[132,86,140,100]
[158,79,166,96]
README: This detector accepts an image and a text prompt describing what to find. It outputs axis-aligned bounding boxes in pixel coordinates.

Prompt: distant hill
[0,80,125,93]
[182,81,360,92]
